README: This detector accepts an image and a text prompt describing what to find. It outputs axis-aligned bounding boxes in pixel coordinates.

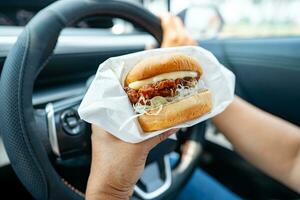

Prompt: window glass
[170,0,300,38]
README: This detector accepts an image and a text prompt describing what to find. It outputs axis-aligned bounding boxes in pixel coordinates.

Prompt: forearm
[213,96,300,191]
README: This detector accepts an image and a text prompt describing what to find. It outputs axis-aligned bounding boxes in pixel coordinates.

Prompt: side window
[219,0,300,38]
[170,0,300,38]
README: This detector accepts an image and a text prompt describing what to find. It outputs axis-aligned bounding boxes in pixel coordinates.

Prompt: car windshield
[2,0,299,38]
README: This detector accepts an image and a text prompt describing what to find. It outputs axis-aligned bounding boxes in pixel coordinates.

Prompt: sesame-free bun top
[125,53,203,86]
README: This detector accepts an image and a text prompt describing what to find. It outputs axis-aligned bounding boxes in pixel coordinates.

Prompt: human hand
[86,125,178,200]
[160,13,197,48]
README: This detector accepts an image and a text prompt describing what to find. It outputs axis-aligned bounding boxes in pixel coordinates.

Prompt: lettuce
[132,79,206,115]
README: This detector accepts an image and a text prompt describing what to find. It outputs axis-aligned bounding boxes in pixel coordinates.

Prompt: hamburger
[124,53,212,132]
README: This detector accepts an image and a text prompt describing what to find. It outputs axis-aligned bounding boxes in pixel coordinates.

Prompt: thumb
[145,128,179,150]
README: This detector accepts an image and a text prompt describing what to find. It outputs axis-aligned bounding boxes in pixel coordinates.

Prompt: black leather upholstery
[0,0,161,199]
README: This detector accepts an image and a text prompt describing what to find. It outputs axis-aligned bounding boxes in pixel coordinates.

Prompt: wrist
[86,180,133,200]
[86,190,131,200]
[86,167,134,200]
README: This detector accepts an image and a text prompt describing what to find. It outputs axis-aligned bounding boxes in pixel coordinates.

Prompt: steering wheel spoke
[135,155,172,199]
[45,96,91,158]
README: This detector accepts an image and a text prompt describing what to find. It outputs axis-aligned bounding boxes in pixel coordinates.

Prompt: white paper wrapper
[78,46,235,143]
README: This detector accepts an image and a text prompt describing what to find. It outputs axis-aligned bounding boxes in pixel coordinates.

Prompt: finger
[173,16,185,31]
[161,31,177,48]
[160,12,172,27]
[176,28,197,46]
[157,12,170,21]
[162,15,182,34]
[146,128,179,149]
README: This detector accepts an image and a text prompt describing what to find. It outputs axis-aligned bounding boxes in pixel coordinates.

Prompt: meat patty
[125,77,197,104]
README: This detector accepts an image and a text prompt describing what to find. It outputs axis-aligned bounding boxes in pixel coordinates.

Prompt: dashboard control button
[60,109,83,136]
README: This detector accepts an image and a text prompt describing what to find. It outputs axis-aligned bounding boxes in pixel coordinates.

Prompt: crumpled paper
[78,46,235,143]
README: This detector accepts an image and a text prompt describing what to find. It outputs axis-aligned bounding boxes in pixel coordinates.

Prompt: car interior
[0,0,299,199]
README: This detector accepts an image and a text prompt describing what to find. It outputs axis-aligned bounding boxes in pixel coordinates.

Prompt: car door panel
[201,37,300,126]
[199,37,300,198]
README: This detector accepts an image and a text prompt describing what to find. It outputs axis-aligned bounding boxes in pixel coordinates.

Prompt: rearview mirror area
[179,4,224,39]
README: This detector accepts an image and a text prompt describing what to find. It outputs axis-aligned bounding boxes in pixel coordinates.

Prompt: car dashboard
[0,26,157,168]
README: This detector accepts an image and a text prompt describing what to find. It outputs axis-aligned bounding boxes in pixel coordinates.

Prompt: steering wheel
[0,0,204,199]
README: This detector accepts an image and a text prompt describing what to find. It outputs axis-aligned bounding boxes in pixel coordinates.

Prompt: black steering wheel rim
[0,0,203,199]
[0,0,161,199]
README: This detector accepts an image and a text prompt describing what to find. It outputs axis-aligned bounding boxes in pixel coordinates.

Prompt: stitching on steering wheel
[61,178,85,197]
[18,27,48,199]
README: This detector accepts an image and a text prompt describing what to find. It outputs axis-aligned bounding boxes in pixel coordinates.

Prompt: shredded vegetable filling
[127,77,206,115]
